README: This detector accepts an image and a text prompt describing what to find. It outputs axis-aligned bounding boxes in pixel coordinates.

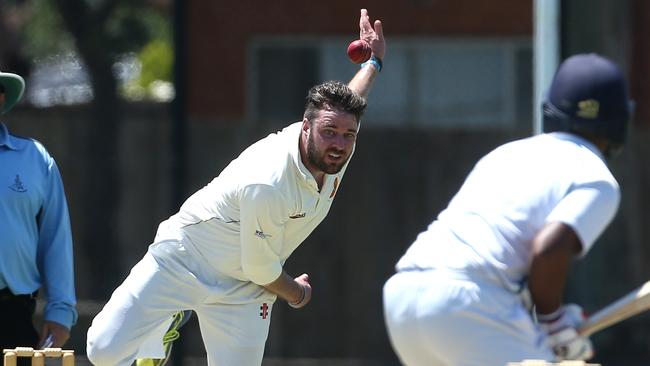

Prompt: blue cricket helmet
[543,53,633,155]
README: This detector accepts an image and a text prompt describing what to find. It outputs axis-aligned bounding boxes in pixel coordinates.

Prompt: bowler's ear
[302,118,310,132]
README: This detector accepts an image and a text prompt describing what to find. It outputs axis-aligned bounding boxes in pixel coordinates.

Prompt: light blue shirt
[0,122,77,329]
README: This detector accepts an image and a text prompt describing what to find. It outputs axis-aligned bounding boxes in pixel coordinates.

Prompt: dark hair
[303,80,367,123]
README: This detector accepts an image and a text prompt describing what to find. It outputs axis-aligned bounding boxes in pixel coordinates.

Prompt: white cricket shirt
[396,132,620,288]
[155,122,349,292]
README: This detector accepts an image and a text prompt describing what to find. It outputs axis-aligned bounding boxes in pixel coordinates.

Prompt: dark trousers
[0,289,39,366]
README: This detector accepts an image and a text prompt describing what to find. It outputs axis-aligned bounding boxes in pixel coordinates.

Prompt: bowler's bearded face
[306,108,358,174]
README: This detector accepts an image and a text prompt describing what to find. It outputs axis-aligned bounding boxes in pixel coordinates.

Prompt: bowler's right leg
[86,253,186,366]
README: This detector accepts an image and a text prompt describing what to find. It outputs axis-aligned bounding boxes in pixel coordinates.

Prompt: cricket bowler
[86,8,385,366]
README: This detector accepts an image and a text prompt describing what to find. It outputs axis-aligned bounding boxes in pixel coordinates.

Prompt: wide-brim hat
[0,71,25,114]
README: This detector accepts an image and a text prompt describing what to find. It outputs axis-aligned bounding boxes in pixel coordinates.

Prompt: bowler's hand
[289,273,312,309]
[39,320,70,348]
[359,9,385,60]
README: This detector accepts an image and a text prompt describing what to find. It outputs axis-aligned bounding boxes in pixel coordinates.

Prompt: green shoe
[135,359,156,366]
[136,310,193,366]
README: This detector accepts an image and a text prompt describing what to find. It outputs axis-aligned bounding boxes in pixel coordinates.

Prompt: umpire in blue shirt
[0,70,77,354]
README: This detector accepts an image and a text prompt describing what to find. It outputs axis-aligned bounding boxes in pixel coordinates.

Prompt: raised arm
[348,9,385,99]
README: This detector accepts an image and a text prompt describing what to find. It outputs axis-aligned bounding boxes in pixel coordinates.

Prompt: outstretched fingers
[374,19,384,41]
[359,9,373,39]
[372,19,385,59]
[358,9,385,60]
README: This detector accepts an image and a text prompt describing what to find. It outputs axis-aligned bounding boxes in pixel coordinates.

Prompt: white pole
[533,0,561,135]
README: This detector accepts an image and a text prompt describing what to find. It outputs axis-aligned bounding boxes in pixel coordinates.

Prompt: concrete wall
[4,103,650,364]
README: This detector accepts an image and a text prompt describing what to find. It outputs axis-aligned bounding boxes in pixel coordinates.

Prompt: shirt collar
[0,123,18,150]
[288,121,319,188]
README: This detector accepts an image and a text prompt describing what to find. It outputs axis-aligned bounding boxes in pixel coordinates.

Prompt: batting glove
[537,304,594,361]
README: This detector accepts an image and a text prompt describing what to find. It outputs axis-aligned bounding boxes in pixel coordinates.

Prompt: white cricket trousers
[86,240,274,366]
[383,269,555,366]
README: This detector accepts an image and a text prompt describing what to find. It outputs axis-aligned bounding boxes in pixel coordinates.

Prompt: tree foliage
[20,0,172,91]
[22,0,171,60]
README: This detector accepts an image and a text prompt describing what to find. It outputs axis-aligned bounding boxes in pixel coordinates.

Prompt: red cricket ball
[347,39,372,64]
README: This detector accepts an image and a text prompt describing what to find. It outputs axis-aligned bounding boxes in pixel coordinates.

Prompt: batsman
[86,8,385,366]
[383,53,633,365]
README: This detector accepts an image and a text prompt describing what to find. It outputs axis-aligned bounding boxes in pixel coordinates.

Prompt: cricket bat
[577,280,650,337]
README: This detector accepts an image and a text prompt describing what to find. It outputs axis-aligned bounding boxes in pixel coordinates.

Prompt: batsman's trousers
[383,269,555,366]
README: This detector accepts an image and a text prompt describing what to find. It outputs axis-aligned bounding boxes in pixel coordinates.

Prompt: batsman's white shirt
[384,132,619,366]
[396,131,619,288]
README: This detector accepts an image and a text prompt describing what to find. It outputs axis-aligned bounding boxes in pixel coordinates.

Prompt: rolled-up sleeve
[239,184,288,285]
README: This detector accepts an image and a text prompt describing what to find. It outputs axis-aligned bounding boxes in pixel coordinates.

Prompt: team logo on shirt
[8,175,27,192]
[260,303,269,319]
[254,230,271,239]
[289,213,306,219]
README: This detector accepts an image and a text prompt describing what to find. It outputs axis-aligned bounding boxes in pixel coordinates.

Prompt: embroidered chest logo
[254,230,271,239]
[289,213,306,219]
[9,175,27,193]
[329,177,339,199]
[260,303,269,319]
